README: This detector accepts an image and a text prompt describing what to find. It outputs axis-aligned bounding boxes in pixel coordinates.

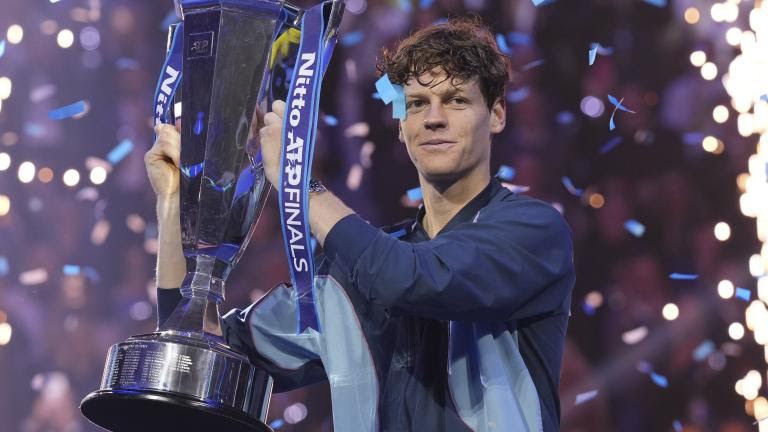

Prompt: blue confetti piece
[588,43,598,66]
[116,57,140,70]
[107,139,134,165]
[0,256,8,276]
[682,132,705,146]
[521,59,546,71]
[340,30,364,47]
[643,0,667,7]
[507,32,532,46]
[608,94,635,113]
[673,420,682,432]
[63,265,81,275]
[532,0,551,5]
[269,419,284,429]
[398,0,412,12]
[496,165,516,181]
[506,87,530,104]
[0,40,5,59]
[582,301,596,316]
[624,219,646,237]
[310,236,318,254]
[561,176,583,196]
[650,371,668,388]
[375,74,406,119]
[556,111,575,125]
[419,0,435,8]
[735,287,751,302]
[407,187,422,202]
[24,122,45,138]
[496,34,512,54]
[692,340,715,362]
[761,94,768,102]
[48,100,88,120]
[669,273,699,280]
[322,114,338,126]
[193,111,205,135]
[600,136,622,154]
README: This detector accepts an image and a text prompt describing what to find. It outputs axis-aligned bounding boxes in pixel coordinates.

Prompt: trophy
[80,1,343,430]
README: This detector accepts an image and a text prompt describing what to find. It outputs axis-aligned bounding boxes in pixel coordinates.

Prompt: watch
[308,178,327,194]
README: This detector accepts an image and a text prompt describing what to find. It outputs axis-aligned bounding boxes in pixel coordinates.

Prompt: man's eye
[449,97,467,104]
[407,100,424,109]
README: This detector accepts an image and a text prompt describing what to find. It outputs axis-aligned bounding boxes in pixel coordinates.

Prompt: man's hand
[145,123,181,199]
[258,100,286,187]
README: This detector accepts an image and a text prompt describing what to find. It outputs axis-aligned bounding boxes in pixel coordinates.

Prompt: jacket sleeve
[157,285,326,393]
[322,198,575,321]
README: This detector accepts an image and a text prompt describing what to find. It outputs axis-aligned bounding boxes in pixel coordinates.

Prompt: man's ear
[398,121,405,143]
[490,97,506,134]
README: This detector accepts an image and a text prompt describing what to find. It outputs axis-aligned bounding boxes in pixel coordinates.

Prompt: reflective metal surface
[82,1,345,430]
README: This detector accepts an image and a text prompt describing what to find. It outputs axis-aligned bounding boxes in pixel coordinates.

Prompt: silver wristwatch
[308,178,327,194]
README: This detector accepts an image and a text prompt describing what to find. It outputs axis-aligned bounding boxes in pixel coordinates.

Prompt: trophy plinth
[80,333,273,432]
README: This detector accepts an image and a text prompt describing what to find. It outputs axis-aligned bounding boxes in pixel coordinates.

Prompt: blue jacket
[158,178,575,431]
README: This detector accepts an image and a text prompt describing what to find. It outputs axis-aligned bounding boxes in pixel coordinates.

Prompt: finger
[263,111,282,127]
[272,100,285,118]
[152,124,181,167]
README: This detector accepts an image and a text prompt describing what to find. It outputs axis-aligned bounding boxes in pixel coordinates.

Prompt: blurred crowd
[0,0,763,431]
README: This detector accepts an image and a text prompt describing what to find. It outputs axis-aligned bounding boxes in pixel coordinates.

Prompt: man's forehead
[403,70,479,95]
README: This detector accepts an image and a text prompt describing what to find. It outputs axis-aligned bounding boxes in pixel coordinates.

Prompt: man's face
[399,69,505,184]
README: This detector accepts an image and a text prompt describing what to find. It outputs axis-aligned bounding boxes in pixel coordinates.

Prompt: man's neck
[420,168,490,238]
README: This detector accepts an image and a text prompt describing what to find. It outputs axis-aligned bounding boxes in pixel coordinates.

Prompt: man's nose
[423,103,447,131]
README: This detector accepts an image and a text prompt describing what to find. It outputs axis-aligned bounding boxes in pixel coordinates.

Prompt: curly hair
[377,16,511,110]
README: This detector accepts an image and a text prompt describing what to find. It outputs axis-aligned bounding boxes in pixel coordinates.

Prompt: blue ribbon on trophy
[278,4,335,334]
[153,22,184,129]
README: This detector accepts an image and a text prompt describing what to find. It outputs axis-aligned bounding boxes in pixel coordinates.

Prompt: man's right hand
[145,123,181,199]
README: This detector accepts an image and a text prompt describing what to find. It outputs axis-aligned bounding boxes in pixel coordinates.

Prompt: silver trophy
[80,1,343,430]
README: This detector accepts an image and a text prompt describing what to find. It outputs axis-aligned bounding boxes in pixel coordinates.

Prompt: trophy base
[81,389,273,432]
[81,332,273,432]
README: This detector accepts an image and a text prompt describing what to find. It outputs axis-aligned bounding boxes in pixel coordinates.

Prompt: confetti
[495,34,512,54]
[607,94,635,131]
[532,0,551,5]
[582,302,596,316]
[735,287,751,302]
[344,122,370,138]
[269,419,285,430]
[643,0,667,7]
[0,40,5,59]
[506,87,530,104]
[0,256,8,276]
[116,57,140,70]
[635,361,653,374]
[322,114,339,126]
[407,187,422,202]
[507,32,532,46]
[561,176,584,196]
[692,340,715,362]
[496,165,516,181]
[556,111,575,125]
[397,0,412,12]
[575,389,598,405]
[360,141,375,168]
[673,420,682,432]
[761,94,768,102]
[346,163,363,191]
[419,0,435,8]
[19,268,49,286]
[375,74,406,119]
[588,43,599,66]
[340,30,363,47]
[181,162,204,179]
[669,273,698,280]
[650,371,668,388]
[521,59,546,71]
[30,84,57,103]
[622,326,648,345]
[48,100,89,120]
[193,112,205,135]
[624,219,646,237]
[107,139,134,165]
[600,136,622,154]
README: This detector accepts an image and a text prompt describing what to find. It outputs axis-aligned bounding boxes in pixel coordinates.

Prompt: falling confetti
[607,94,636,131]
[624,219,646,237]
[673,420,682,432]
[561,176,584,196]
[48,100,89,120]
[622,326,648,345]
[340,30,363,47]
[506,87,530,104]
[600,136,622,154]
[588,43,598,66]
[106,139,134,165]
[643,0,667,7]
[735,287,751,302]
[650,371,668,388]
[575,389,599,405]
[692,340,715,362]
[19,268,49,286]
[496,165,516,182]
[375,74,406,119]
[0,256,8,276]
[669,273,698,280]
[495,34,512,54]
[0,40,5,59]
[521,59,546,71]
[407,187,422,201]
[322,114,339,126]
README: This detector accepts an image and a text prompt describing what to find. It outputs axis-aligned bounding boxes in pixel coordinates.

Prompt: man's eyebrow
[406,86,466,99]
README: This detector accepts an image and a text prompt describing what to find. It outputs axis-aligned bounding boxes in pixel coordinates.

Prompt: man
[148,17,574,432]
